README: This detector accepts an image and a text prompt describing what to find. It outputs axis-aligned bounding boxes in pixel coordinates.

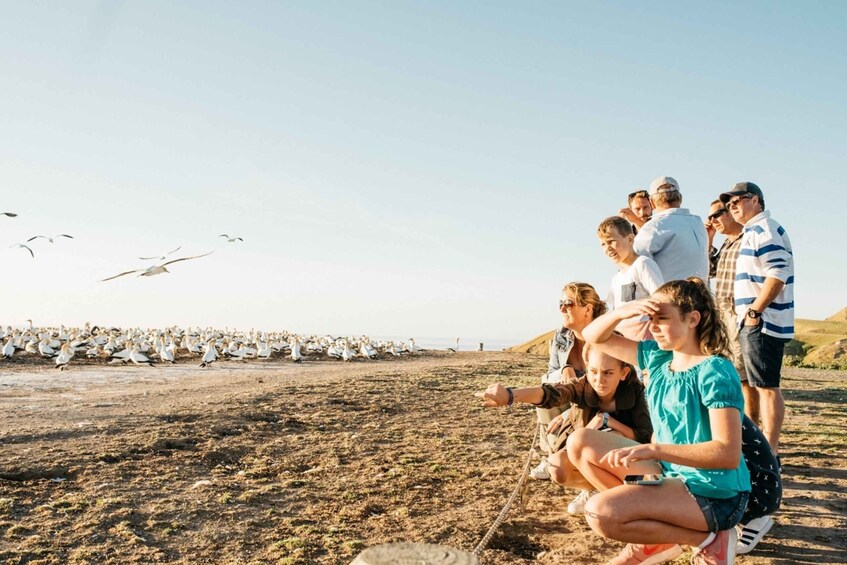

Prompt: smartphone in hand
[623,474,663,485]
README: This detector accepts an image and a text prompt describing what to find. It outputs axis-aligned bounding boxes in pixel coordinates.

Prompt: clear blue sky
[2,1,844,342]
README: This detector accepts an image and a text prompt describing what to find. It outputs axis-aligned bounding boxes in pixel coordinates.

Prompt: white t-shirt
[607,255,664,341]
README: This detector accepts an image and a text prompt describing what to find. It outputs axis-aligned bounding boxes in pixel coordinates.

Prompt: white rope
[472,423,539,557]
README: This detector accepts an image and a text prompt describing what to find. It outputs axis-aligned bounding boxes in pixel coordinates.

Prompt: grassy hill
[509,310,847,369]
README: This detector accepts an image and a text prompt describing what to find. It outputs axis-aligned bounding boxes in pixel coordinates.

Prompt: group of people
[478,176,793,565]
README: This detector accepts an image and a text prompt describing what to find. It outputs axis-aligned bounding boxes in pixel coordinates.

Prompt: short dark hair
[628,190,649,204]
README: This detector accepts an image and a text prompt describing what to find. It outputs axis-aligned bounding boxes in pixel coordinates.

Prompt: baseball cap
[648,176,679,195]
[719,182,763,204]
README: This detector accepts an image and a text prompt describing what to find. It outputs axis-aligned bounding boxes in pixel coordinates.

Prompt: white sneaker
[736,514,774,555]
[567,489,594,514]
[529,459,550,480]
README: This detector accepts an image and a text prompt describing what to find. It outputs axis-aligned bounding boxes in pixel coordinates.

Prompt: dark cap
[719,182,764,204]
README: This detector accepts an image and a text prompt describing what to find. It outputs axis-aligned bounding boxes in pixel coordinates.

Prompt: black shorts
[739,323,788,388]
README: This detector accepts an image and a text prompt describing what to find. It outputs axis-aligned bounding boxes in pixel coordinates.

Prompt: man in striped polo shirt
[720,182,793,456]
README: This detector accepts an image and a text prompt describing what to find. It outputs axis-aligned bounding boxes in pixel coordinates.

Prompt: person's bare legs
[585,479,711,547]
[566,428,660,491]
[547,449,593,490]
[742,381,760,424]
[757,386,784,453]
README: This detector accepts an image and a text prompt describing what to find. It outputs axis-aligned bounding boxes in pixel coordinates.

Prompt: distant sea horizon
[372,336,522,352]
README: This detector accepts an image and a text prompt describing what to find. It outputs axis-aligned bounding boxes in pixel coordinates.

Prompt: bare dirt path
[1,353,844,564]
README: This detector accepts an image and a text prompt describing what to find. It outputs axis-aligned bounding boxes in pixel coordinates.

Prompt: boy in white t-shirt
[597,216,664,340]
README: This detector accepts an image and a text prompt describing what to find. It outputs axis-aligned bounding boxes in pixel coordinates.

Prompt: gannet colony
[1,323,424,371]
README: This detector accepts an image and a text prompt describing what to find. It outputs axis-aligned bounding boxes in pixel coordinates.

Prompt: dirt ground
[1,351,845,564]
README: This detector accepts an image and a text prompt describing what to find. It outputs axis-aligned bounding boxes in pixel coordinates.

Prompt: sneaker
[606,543,683,565]
[529,459,550,480]
[567,489,595,514]
[735,514,773,555]
[690,528,736,565]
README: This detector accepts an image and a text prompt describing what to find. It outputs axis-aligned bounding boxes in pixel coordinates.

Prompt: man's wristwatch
[746,309,762,319]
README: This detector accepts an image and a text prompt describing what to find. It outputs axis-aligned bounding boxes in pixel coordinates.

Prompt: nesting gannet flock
[0,323,425,371]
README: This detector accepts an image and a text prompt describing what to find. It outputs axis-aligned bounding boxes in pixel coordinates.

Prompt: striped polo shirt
[734,211,794,339]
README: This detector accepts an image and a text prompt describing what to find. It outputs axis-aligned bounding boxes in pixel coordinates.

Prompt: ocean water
[372,336,520,352]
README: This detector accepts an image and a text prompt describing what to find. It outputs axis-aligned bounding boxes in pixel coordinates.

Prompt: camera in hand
[623,474,663,485]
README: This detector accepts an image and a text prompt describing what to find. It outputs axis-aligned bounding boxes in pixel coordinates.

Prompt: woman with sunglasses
[529,282,608,513]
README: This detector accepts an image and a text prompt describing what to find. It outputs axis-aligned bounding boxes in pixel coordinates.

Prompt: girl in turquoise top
[579,278,750,565]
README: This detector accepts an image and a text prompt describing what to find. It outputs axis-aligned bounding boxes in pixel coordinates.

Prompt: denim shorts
[684,484,749,532]
[739,322,788,388]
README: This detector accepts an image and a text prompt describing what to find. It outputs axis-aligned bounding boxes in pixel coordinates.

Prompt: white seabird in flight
[100,252,213,282]
[218,234,243,243]
[9,243,34,258]
[27,234,74,244]
[139,246,182,261]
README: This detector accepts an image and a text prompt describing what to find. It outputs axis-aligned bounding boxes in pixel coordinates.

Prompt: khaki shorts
[720,309,747,381]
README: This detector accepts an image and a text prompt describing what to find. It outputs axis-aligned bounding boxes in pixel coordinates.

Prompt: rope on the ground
[471,422,539,558]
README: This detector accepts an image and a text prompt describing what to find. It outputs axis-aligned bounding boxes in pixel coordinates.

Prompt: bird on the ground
[1,212,17,217]
[27,234,74,244]
[218,234,243,243]
[290,337,303,363]
[199,340,218,367]
[257,341,272,359]
[55,343,72,371]
[341,339,356,362]
[38,338,55,358]
[139,246,182,261]
[100,251,213,282]
[2,338,15,359]
[9,243,34,258]
[129,345,152,366]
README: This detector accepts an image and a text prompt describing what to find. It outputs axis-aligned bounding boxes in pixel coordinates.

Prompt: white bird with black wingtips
[218,234,243,243]
[100,251,213,282]
[27,234,74,244]
[9,243,34,258]
[139,246,182,261]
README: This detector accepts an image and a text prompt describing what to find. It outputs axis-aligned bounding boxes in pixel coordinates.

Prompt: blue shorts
[739,322,788,388]
[684,483,749,533]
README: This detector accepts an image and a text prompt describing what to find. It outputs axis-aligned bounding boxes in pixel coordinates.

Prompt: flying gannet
[218,234,243,243]
[139,246,182,261]
[27,234,74,244]
[9,243,34,258]
[100,251,213,282]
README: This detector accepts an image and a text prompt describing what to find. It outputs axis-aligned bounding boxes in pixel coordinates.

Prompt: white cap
[648,176,679,195]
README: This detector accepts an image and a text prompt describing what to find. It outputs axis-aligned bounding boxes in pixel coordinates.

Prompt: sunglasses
[726,194,753,208]
[707,208,728,221]
[559,299,577,310]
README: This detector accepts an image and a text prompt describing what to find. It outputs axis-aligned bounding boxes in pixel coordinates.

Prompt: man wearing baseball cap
[632,176,709,281]
[720,182,793,461]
